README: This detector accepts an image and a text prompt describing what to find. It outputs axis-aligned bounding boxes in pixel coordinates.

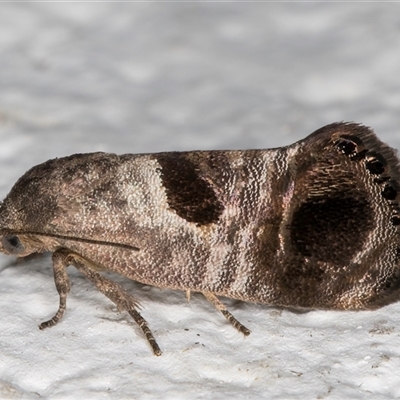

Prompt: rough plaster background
[1,3,400,399]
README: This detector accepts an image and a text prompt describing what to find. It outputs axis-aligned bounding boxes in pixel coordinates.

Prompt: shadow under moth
[1,122,400,355]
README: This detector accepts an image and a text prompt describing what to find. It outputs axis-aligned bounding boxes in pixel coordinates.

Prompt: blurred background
[1,3,400,399]
[1,3,400,189]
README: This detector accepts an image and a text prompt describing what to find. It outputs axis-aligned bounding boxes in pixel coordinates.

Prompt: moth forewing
[1,122,400,355]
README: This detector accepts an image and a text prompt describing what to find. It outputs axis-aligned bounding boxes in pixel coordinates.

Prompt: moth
[1,122,399,356]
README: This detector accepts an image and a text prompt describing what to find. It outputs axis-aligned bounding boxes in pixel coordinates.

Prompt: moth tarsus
[128,308,162,356]
[1,121,400,355]
[203,291,251,336]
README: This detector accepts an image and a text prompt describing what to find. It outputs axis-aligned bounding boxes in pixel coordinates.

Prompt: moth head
[0,231,51,257]
[0,152,118,257]
[0,159,63,255]
[1,234,25,255]
[0,154,85,257]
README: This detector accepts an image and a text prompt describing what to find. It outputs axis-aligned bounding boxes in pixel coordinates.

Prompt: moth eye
[2,235,25,255]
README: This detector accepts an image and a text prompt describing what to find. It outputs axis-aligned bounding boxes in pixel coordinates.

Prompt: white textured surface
[1,3,400,399]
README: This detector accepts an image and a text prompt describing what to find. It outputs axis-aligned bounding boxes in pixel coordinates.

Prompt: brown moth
[1,122,400,356]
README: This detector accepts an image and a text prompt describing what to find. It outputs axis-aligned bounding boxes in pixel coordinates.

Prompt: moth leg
[41,249,162,356]
[39,250,162,356]
[39,251,71,329]
[202,291,251,336]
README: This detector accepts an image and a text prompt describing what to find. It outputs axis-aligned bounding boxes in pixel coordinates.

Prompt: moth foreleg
[202,291,251,336]
[39,250,71,330]
[127,308,162,356]
[71,253,162,356]
[40,249,162,356]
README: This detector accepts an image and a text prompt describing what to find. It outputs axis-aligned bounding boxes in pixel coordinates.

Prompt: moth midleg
[202,291,251,336]
[41,249,162,356]
[39,250,71,330]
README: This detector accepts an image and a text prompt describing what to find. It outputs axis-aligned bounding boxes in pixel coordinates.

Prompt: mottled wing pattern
[1,122,400,355]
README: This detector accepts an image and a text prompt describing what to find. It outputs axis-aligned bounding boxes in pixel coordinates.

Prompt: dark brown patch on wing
[290,191,373,264]
[155,152,224,225]
[273,122,400,309]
